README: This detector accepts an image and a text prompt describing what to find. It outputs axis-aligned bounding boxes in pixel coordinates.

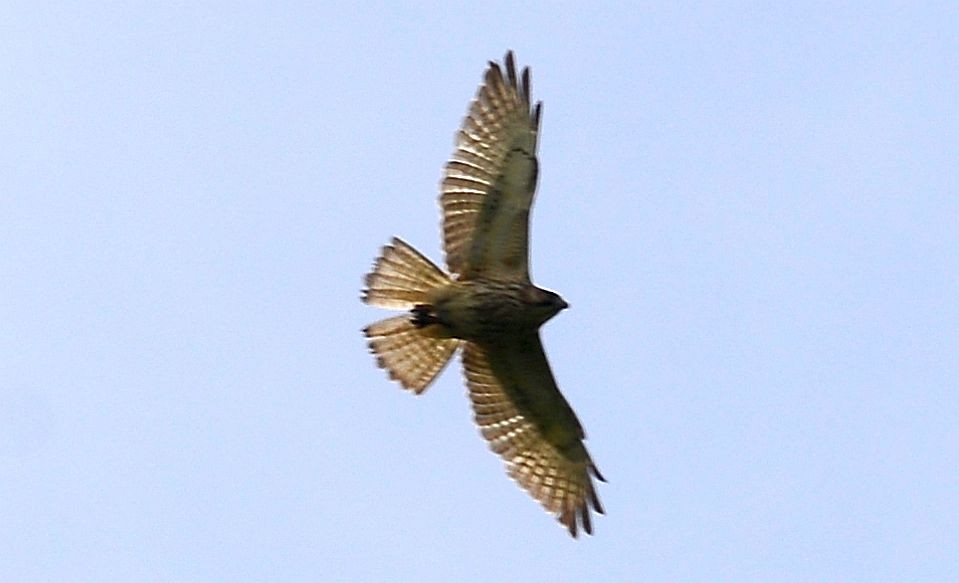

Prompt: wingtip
[590,462,607,483]
[581,504,593,536]
[591,488,606,516]
[561,507,578,538]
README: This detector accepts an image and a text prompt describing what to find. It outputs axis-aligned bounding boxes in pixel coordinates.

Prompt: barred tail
[364,316,460,393]
[362,237,451,309]
[362,238,459,393]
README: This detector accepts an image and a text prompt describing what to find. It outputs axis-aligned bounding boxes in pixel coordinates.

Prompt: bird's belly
[434,281,529,342]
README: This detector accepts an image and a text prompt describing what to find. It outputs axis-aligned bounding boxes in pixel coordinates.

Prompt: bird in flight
[361,51,604,536]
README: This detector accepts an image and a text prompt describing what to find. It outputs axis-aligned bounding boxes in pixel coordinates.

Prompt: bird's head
[525,286,568,325]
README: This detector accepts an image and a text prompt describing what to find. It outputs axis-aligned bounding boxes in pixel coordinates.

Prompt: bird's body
[416,278,563,341]
[361,52,604,536]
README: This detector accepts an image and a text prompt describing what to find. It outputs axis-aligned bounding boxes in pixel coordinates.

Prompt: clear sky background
[2,2,957,581]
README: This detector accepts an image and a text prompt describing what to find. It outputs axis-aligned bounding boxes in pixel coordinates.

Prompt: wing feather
[441,51,541,281]
[462,338,604,536]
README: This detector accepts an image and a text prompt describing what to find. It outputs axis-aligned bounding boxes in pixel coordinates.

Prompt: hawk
[361,51,604,536]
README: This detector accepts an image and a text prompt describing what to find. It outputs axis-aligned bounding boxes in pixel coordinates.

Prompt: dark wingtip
[590,462,607,483]
[591,489,605,516]
[559,506,578,538]
[521,66,531,105]
[581,504,593,535]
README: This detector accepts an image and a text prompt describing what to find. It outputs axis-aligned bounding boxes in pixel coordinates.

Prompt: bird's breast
[431,279,534,342]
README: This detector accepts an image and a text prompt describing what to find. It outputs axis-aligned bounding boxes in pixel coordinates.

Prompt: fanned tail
[364,316,460,393]
[362,238,460,393]
[362,237,451,309]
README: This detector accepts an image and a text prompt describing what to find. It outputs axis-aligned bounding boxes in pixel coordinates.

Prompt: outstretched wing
[441,51,542,282]
[462,337,604,537]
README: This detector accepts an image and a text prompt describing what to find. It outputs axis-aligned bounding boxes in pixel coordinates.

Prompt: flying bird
[361,51,604,536]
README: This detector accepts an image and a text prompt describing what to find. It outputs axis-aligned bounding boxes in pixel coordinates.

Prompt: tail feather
[362,238,459,392]
[364,316,460,393]
[362,237,451,309]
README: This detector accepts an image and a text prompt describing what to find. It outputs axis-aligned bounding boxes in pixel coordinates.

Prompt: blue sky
[2,2,957,581]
